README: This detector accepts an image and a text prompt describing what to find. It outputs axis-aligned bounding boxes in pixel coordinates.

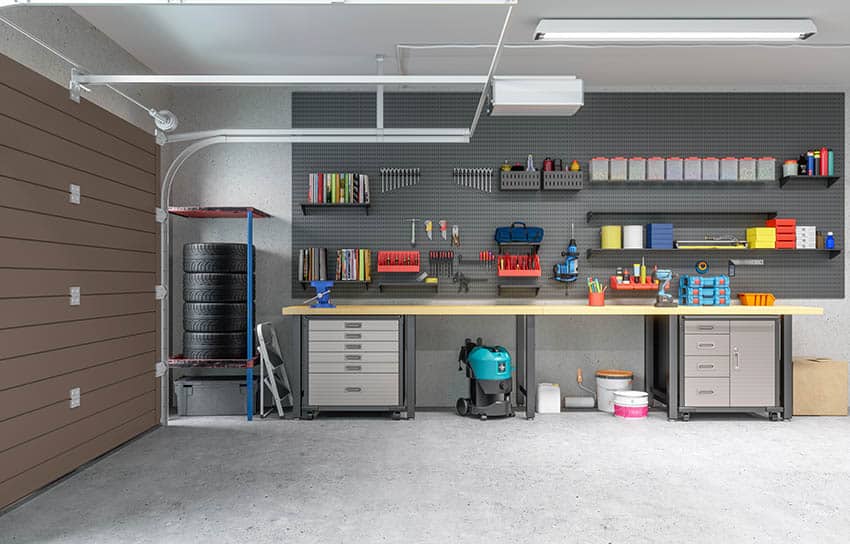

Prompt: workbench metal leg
[644,316,654,399]
[667,316,680,421]
[515,315,526,409]
[290,316,303,420]
[525,315,536,420]
[404,315,416,420]
[782,315,793,420]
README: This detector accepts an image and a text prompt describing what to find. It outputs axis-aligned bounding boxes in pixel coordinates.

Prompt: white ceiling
[76,0,850,89]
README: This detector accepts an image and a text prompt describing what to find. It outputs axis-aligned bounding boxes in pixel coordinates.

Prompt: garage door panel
[0,313,156,361]
[0,85,156,174]
[0,270,154,299]
[0,293,155,329]
[0,147,155,212]
[0,392,155,484]
[1,177,155,233]
[0,207,156,253]
[0,355,153,419]
[0,115,154,193]
[0,238,156,273]
[0,333,156,390]
[0,55,155,155]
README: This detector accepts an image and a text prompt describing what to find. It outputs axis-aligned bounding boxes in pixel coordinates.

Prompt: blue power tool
[553,224,579,284]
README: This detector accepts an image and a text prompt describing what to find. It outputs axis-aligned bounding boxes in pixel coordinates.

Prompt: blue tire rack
[168,206,270,421]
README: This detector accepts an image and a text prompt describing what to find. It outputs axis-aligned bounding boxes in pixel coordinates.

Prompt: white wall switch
[70,286,81,306]
[70,387,81,408]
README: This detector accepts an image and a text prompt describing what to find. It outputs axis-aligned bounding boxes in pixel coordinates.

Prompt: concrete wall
[0,7,168,132]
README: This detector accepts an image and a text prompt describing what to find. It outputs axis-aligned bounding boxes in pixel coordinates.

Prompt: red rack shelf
[169,206,271,219]
[608,276,658,291]
[497,254,541,277]
[377,251,421,273]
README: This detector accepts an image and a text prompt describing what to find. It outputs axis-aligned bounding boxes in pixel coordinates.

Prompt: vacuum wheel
[456,398,470,417]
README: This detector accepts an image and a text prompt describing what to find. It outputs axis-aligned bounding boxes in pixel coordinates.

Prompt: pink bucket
[613,391,649,419]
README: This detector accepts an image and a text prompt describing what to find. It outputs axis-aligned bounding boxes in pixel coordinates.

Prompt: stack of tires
[183,243,254,359]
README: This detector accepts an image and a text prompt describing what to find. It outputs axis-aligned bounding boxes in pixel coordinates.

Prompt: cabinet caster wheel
[770,413,779,422]
[682,413,691,422]
[302,412,315,421]
[391,412,402,421]
[479,414,488,421]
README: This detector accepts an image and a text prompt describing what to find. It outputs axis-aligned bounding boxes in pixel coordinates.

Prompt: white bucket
[596,370,633,413]
[614,390,649,419]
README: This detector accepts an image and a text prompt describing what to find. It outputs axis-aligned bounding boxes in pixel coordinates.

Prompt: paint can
[613,390,649,419]
[595,369,633,413]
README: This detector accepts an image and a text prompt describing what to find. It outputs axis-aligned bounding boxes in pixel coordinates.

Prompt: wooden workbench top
[283,303,823,316]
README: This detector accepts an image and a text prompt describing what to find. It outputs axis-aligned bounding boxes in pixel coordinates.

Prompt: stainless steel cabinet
[730,320,777,406]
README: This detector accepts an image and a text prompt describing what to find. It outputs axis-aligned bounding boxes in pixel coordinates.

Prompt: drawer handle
[697,389,716,395]
[344,333,363,340]
[345,387,362,393]
[344,322,363,329]
[345,344,362,350]
[697,325,715,331]
[344,355,362,361]
[697,363,716,370]
[697,342,716,349]
[345,365,363,372]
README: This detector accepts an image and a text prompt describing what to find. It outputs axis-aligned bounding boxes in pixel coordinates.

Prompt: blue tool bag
[494,222,544,243]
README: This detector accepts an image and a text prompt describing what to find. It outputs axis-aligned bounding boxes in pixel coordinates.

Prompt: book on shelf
[336,249,371,282]
[307,173,370,204]
[298,248,328,282]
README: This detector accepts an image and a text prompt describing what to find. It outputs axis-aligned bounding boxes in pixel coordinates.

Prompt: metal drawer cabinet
[309,319,399,332]
[308,341,399,353]
[309,330,399,342]
[684,356,730,378]
[309,362,399,374]
[309,351,399,363]
[684,334,730,357]
[308,374,399,406]
[684,320,730,335]
[684,378,730,407]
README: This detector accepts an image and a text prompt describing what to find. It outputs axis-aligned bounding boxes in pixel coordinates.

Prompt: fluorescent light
[534,19,817,43]
[2,0,517,5]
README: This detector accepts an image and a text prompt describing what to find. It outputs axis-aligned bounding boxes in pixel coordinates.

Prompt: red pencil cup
[588,291,605,306]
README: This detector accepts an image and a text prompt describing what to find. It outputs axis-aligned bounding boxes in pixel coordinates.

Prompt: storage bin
[739,157,757,181]
[757,157,776,181]
[623,225,643,249]
[646,157,665,180]
[500,170,541,191]
[600,225,622,249]
[701,157,720,181]
[537,383,562,414]
[542,170,583,190]
[176,377,258,416]
[666,157,683,180]
[591,157,609,181]
[628,157,646,181]
[738,292,776,306]
[684,157,701,181]
[720,157,738,181]
[793,357,848,416]
[609,157,628,181]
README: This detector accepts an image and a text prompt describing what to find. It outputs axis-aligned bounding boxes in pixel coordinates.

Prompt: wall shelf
[301,202,370,216]
[497,282,541,297]
[587,248,842,260]
[168,356,258,369]
[779,175,840,188]
[590,179,771,187]
[497,241,541,254]
[378,282,438,293]
[586,210,778,223]
[299,280,370,289]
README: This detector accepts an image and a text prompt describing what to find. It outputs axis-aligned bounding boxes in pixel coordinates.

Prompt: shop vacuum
[456,338,514,420]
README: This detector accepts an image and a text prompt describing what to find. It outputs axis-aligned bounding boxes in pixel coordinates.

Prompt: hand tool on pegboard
[405,218,419,247]
[382,168,420,192]
[452,271,487,293]
[453,168,493,193]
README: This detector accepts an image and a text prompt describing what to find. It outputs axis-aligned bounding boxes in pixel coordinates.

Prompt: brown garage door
[0,54,159,510]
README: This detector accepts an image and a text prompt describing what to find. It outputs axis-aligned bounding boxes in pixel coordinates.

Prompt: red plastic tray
[497,254,541,277]
[377,251,420,273]
[608,276,658,291]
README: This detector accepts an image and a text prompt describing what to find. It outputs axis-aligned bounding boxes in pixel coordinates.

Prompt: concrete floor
[1,412,849,544]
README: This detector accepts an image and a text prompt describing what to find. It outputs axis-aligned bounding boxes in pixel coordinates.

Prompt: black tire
[183,303,248,332]
[183,273,252,302]
[183,332,246,360]
[183,243,253,273]
[456,398,470,417]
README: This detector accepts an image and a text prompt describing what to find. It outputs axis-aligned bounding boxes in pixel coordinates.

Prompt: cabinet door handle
[345,365,363,372]
[697,342,716,349]
[697,325,715,331]
[344,333,362,340]
[344,355,362,361]
[345,387,362,393]
[697,363,715,370]
[733,347,741,371]
[344,344,362,350]
[697,389,716,395]
[344,322,363,329]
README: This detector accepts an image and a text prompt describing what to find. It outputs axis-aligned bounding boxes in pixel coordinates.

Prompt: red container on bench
[766,218,797,228]
[377,251,420,273]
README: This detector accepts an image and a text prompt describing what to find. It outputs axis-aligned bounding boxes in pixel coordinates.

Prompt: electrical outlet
[70,387,80,409]
[70,286,81,306]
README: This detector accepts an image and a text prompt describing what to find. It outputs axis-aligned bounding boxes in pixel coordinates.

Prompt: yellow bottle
[569,160,581,172]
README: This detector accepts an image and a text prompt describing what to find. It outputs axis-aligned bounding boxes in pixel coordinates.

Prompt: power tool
[654,269,677,307]
[553,223,579,284]
[456,338,514,420]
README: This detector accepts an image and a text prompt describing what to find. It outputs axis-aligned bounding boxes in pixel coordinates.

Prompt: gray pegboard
[292,92,844,299]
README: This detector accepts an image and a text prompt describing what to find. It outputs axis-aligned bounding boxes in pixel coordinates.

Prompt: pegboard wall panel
[292,92,844,299]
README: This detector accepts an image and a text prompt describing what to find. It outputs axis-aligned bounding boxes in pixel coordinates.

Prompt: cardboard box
[793,357,848,416]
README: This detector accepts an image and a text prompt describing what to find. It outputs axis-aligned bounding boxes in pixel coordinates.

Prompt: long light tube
[534,19,817,43]
[2,0,516,6]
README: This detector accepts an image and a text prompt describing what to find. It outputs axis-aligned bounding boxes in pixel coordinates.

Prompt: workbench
[282,304,822,420]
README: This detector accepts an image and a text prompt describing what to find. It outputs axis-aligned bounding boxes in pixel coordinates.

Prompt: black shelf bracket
[301,203,370,216]
[779,175,840,189]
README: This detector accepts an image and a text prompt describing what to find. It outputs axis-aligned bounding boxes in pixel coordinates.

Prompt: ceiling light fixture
[534,19,817,43]
[1,0,517,6]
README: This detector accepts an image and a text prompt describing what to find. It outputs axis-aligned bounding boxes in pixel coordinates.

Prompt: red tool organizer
[608,276,658,291]
[377,251,420,273]
[497,254,541,277]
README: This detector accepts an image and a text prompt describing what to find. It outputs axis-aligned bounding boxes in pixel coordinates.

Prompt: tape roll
[623,225,643,249]
[600,225,622,249]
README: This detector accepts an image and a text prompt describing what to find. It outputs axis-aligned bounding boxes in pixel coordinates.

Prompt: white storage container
[647,157,665,180]
[609,157,627,181]
[739,157,757,181]
[720,157,738,181]
[666,157,683,180]
[684,157,702,181]
[591,157,609,181]
[623,225,644,249]
[537,383,562,414]
[796,226,817,249]
[628,157,646,181]
[757,157,776,181]
[701,157,720,181]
